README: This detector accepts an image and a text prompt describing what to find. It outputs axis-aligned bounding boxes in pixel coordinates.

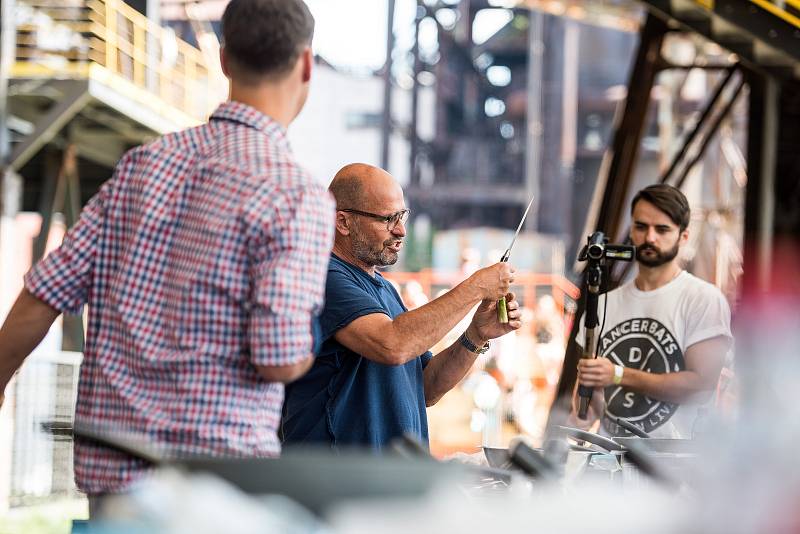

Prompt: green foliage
[0,498,87,534]
[402,223,434,272]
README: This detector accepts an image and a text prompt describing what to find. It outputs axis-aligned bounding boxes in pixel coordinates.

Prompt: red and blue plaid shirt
[24,101,335,494]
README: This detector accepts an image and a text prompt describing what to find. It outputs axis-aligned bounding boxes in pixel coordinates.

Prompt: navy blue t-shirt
[281,253,432,449]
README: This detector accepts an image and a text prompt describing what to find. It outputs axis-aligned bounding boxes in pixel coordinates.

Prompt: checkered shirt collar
[210,101,290,149]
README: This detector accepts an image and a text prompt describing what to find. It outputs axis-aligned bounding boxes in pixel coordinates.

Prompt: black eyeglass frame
[339,208,410,231]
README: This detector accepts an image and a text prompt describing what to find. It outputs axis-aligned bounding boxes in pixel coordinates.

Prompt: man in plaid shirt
[0,0,333,503]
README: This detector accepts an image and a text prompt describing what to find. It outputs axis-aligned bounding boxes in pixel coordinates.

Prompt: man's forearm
[0,289,60,391]
[388,281,482,361]
[255,354,314,383]
[620,368,715,405]
[422,323,485,406]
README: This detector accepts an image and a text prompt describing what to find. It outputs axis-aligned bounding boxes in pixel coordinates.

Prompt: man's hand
[469,292,522,343]
[467,262,515,301]
[569,382,605,429]
[577,357,616,388]
[577,336,730,405]
[423,291,521,406]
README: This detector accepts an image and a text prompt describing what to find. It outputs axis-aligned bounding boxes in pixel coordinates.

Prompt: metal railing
[693,0,800,29]
[748,0,800,28]
[13,0,221,124]
[10,350,82,505]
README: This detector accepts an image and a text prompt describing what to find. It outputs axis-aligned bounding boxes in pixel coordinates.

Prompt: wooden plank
[16,22,95,33]
[15,48,91,60]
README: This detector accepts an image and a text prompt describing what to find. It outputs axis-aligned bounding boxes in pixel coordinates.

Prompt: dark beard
[351,227,399,267]
[636,241,679,267]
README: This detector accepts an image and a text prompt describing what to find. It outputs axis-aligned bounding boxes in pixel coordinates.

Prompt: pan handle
[604,411,651,438]
[509,441,557,481]
[619,439,679,490]
[554,425,625,452]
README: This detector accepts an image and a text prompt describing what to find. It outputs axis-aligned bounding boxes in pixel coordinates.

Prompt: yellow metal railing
[694,0,800,29]
[13,0,222,125]
[748,0,800,29]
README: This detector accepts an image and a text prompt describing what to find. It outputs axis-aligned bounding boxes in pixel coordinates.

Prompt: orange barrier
[382,270,580,342]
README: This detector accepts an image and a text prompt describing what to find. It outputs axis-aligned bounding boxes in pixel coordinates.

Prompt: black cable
[594,266,609,359]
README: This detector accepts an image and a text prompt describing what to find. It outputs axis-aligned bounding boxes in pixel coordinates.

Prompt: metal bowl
[482,447,514,470]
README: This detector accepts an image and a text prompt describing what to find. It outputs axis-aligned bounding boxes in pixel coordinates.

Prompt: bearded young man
[281,163,522,449]
[571,184,732,438]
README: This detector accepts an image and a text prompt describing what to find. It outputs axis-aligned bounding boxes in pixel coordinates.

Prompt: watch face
[598,318,685,436]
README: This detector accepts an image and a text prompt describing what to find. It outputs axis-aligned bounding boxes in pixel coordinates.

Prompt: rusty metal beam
[659,66,737,185]
[742,69,779,295]
[581,14,669,246]
[550,13,669,431]
[8,80,90,172]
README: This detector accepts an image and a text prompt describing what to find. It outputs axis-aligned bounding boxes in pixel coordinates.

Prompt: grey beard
[351,231,399,267]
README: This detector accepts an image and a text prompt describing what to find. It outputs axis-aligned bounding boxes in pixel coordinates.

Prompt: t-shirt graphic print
[600,318,685,436]
[576,271,733,439]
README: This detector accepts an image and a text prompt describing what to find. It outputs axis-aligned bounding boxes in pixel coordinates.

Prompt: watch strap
[459,331,490,354]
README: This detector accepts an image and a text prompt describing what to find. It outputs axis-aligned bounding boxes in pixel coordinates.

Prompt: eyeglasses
[339,208,410,231]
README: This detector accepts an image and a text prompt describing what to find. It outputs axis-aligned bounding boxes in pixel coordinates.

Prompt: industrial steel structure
[0,0,799,508]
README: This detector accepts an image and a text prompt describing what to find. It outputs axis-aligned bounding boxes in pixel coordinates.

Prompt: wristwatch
[613,364,624,385]
[459,331,490,355]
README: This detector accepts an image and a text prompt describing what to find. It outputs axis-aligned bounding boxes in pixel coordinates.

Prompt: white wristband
[613,364,624,385]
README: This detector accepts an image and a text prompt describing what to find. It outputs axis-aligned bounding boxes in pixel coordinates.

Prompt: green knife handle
[497,296,508,324]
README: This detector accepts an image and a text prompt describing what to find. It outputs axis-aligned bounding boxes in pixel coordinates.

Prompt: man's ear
[680,227,689,246]
[301,47,312,83]
[335,211,351,236]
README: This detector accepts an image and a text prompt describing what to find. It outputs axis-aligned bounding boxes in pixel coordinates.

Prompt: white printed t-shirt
[577,271,732,438]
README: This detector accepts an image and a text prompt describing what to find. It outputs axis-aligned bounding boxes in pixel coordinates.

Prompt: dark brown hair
[631,184,691,231]
[221,0,314,82]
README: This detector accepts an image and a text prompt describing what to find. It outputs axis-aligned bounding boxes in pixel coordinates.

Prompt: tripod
[576,232,635,419]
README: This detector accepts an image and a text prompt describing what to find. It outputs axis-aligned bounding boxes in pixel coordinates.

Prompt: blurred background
[1,0,798,529]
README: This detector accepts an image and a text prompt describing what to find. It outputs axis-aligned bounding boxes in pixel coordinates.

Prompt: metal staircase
[8,0,221,176]
[4,0,225,256]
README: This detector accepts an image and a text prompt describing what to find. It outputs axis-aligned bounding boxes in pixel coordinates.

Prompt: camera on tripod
[575,231,635,419]
[578,231,635,264]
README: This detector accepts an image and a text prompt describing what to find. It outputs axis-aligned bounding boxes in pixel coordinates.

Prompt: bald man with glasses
[281,163,521,450]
